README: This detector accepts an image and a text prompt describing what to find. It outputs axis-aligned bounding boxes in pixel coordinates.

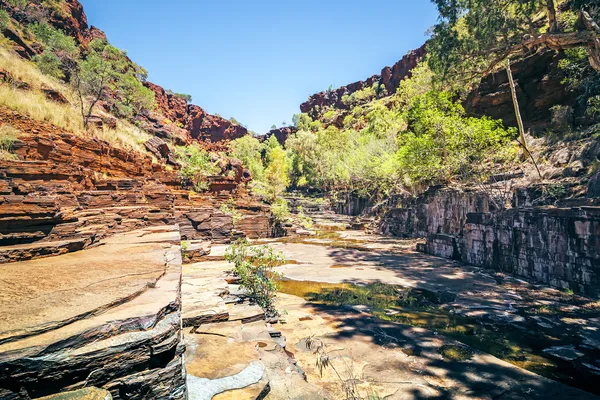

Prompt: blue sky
[80,1,438,133]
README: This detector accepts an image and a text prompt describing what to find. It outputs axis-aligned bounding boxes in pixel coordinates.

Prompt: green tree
[428,0,600,84]
[175,144,220,192]
[29,22,78,56]
[256,138,290,201]
[229,134,264,180]
[113,74,155,118]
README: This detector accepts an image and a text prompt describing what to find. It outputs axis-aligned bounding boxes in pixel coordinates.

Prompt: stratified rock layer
[380,186,600,295]
[0,227,186,399]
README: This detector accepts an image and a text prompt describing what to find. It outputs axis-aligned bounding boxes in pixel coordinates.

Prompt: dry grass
[0,85,84,132]
[95,119,152,155]
[0,46,66,92]
[0,124,20,160]
[0,46,155,156]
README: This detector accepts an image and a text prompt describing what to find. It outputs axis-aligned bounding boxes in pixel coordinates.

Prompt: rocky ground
[181,211,600,399]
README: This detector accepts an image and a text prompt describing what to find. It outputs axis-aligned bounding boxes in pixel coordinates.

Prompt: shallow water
[278,278,599,395]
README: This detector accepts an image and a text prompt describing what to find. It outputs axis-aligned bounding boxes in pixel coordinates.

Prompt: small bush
[296,206,313,229]
[34,50,64,79]
[0,9,11,31]
[29,22,78,56]
[175,144,220,192]
[225,239,285,314]
[0,124,19,160]
[271,197,290,224]
[174,93,192,103]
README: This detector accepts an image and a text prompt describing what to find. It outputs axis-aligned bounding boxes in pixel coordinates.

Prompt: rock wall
[0,109,274,397]
[463,50,586,131]
[144,84,249,145]
[0,227,187,400]
[380,186,600,295]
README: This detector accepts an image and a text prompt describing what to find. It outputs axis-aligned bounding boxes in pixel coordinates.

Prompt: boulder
[41,85,69,104]
[588,172,600,198]
[144,136,179,166]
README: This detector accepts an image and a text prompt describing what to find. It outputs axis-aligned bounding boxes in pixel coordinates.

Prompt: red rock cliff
[300,45,426,117]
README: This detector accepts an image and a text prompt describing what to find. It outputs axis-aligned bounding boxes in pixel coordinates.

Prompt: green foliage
[229,134,264,180]
[341,85,377,106]
[271,197,290,224]
[72,38,154,124]
[29,22,78,56]
[285,62,516,196]
[174,92,192,103]
[175,144,220,192]
[0,124,19,160]
[224,239,285,313]
[559,48,600,119]
[0,9,10,30]
[113,73,155,118]
[4,0,27,8]
[296,206,313,229]
[34,50,64,79]
[254,136,290,201]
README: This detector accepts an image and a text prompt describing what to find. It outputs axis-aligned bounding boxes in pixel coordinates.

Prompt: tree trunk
[546,0,558,33]
[506,59,527,154]
[506,59,542,179]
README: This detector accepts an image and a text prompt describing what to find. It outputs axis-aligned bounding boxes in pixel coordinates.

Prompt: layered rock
[464,50,581,131]
[0,227,186,399]
[380,186,600,295]
[144,82,249,145]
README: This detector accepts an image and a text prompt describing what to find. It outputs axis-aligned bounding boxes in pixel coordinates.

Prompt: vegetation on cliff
[228,0,599,203]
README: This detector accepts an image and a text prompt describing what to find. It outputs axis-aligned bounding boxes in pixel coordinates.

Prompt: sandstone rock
[1,28,37,59]
[263,126,297,145]
[38,388,112,400]
[144,82,189,126]
[186,104,248,143]
[0,68,31,90]
[543,345,585,361]
[588,172,600,197]
[144,136,179,166]
[41,85,69,104]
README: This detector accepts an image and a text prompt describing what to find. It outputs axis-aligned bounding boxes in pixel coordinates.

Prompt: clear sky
[79,1,438,134]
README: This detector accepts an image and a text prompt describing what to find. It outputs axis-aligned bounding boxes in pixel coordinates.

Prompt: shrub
[224,239,285,314]
[0,9,10,31]
[296,206,313,229]
[29,22,78,56]
[229,134,264,180]
[175,144,220,192]
[271,197,290,224]
[113,74,155,118]
[0,124,19,160]
[174,93,192,103]
[34,50,64,79]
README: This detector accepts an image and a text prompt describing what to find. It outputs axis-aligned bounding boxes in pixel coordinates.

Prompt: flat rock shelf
[0,226,186,399]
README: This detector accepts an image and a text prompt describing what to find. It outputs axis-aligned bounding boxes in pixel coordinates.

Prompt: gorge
[0,0,600,399]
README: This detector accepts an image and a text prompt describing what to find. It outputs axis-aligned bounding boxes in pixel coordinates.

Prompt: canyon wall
[300,45,587,131]
[380,186,600,296]
[0,107,273,398]
[300,45,426,118]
